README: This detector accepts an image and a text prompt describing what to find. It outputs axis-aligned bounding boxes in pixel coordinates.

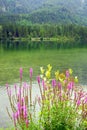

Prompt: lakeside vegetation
[5,65,87,130]
[0,24,87,49]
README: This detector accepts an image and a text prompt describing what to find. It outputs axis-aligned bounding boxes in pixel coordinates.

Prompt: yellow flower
[74,76,78,83]
[55,70,59,80]
[40,67,45,74]
[47,64,52,71]
[45,70,51,79]
[59,73,65,81]
[69,68,73,75]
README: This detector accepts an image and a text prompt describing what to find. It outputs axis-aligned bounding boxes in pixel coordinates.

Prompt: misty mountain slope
[0,0,87,25]
[0,0,46,13]
[28,0,87,24]
[0,0,87,14]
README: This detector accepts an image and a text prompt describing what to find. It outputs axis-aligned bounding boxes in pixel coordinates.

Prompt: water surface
[0,45,87,85]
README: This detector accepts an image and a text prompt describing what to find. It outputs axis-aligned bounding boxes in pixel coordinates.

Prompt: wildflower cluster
[37,64,87,130]
[6,65,87,130]
[6,68,36,130]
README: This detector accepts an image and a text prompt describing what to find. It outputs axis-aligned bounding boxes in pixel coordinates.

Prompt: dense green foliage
[0,23,87,48]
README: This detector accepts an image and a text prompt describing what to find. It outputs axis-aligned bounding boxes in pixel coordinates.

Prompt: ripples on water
[0,86,12,128]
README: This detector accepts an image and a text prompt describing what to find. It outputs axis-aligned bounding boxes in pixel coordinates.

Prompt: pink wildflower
[77,99,80,106]
[66,70,70,78]
[58,82,62,89]
[52,79,56,87]
[15,112,19,120]
[17,102,21,112]
[67,81,74,90]
[22,97,24,105]
[42,80,47,90]
[29,68,33,78]
[23,82,28,89]
[37,75,40,84]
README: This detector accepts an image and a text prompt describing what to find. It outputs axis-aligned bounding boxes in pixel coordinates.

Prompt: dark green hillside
[28,7,77,24]
[0,0,87,25]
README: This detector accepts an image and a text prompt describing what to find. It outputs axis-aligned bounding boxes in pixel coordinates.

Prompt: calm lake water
[0,41,87,128]
[0,41,87,85]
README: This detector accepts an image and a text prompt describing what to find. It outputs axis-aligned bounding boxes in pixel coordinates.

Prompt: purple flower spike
[77,99,80,106]
[17,102,21,112]
[15,112,19,119]
[67,82,74,90]
[42,80,47,90]
[22,97,24,103]
[52,79,56,87]
[66,70,70,78]
[30,68,33,78]
[58,82,62,89]
[23,82,27,89]
[37,75,40,84]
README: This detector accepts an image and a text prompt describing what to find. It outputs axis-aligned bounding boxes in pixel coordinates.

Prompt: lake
[0,41,87,128]
[0,41,87,85]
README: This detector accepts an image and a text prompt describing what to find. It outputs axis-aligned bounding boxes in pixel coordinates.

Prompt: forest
[0,23,87,44]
